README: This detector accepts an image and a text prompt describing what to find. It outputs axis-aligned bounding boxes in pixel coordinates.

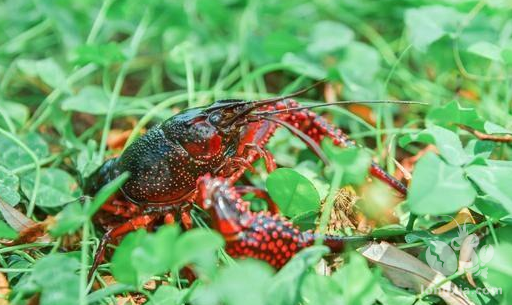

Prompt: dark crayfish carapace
[86,82,409,279]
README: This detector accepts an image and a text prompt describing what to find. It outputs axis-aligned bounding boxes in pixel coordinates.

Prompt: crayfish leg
[274,100,407,196]
[100,199,140,218]
[89,214,157,280]
[234,185,279,214]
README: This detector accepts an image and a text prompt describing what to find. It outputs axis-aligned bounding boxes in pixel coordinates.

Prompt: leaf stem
[0,242,56,254]
[316,168,343,244]
[26,64,97,131]
[86,0,114,45]
[79,208,91,305]
[98,11,150,161]
[184,52,195,108]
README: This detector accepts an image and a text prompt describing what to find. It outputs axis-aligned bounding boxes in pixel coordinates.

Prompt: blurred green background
[1,0,512,304]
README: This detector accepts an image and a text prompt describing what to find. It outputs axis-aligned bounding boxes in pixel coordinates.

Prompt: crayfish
[85,83,408,277]
[197,174,370,268]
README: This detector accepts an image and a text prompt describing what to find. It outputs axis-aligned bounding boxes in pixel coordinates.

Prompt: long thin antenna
[220,80,326,127]
[254,100,427,116]
[260,116,331,166]
[209,79,326,111]
[252,79,326,106]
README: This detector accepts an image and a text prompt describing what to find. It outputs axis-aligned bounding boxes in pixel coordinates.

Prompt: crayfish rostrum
[86,83,408,277]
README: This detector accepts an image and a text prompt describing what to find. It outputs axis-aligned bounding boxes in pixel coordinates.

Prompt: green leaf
[407,152,476,215]
[148,286,189,305]
[201,260,274,305]
[483,121,512,134]
[76,140,102,178]
[17,58,68,91]
[426,100,484,131]
[399,125,468,166]
[21,168,80,207]
[0,132,49,170]
[502,48,512,65]
[111,226,222,287]
[71,43,126,66]
[61,86,109,115]
[0,166,20,206]
[301,274,342,304]
[322,143,372,186]
[172,229,224,274]
[111,230,149,287]
[468,41,504,62]
[49,202,86,237]
[332,252,380,305]
[268,246,329,304]
[291,210,318,231]
[464,139,495,159]
[377,277,418,305]
[281,53,327,79]
[307,21,354,55]
[32,254,80,305]
[266,168,321,218]
[0,100,29,129]
[50,173,129,237]
[0,219,18,239]
[474,195,509,220]
[260,31,305,60]
[486,243,512,295]
[404,5,463,51]
[466,165,512,215]
[338,42,382,100]
[87,172,130,217]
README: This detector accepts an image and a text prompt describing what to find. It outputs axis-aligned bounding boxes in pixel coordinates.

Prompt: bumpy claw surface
[197,174,367,268]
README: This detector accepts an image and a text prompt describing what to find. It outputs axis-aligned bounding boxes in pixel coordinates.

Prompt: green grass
[1,0,512,304]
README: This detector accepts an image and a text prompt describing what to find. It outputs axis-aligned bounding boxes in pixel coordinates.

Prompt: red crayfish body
[85,85,408,278]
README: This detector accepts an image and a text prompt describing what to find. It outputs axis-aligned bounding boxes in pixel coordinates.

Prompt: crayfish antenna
[220,80,327,127]
[370,163,408,195]
[260,116,331,166]
[252,79,326,106]
[254,99,427,117]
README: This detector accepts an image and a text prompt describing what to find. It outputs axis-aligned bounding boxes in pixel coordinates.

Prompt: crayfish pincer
[85,83,409,278]
[197,174,371,268]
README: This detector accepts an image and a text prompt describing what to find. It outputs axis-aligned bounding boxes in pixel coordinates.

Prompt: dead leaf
[431,208,476,235]
[0,272,9,305]
[0,198,52,245]
[360,242,475,305]
[458,234,480,287]
[319,186,359,234]
[457,89,479,101]
[107,129,134,150]
[348,104,376,126]
[0,198,35,232]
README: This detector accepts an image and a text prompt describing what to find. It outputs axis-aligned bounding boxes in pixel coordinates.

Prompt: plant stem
[316,168,343,244]
[79,217,91,305]
[86,0,114,45]
[0,242,56,254]
[26,64,97,131]
[98,11,150,161]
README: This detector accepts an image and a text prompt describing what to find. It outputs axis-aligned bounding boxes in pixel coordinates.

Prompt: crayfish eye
[208,112,222,125]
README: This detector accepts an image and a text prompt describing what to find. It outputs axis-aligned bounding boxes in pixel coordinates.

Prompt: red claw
[196,176,370,269]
